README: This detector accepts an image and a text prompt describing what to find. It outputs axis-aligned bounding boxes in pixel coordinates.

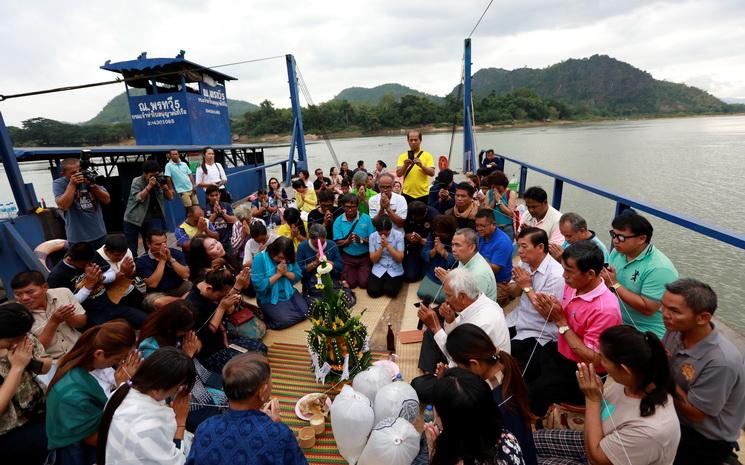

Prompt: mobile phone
[407,150,415,160]
[228,343,248,353]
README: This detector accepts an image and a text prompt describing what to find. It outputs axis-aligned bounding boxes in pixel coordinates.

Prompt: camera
[155,174,168,185]
[79,150,100,183]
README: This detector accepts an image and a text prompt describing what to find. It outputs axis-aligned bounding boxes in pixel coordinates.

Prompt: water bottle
[0,203,8,220]
[8,202,18,219]
[423,405,434,424]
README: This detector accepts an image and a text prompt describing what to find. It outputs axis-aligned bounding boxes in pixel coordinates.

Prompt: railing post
[552,179,564,210]
[615,201,631,218]
[518,166,528,196]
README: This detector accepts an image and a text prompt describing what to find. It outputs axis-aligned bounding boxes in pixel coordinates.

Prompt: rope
[294,64,341,170]
[0,54,285,102]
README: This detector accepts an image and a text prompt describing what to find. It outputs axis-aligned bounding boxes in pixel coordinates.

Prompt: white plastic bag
[357,417,420,465]
[331,385,375,465]
[352,365,392,407]
[373,381,419,425]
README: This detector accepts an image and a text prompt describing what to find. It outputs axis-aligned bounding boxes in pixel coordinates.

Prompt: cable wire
[0,54,285,102]
[467,0,495,38]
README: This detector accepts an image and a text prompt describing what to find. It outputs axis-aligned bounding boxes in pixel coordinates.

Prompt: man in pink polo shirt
[530,240,621,415]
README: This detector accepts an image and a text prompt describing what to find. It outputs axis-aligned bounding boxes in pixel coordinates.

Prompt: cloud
[1,0,744,127]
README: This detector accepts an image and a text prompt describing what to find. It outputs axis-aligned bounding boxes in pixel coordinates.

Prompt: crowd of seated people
[2,144,743,465]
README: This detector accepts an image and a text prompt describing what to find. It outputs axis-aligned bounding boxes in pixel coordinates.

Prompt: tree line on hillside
[8,118,133,147]
[233,88,572,136]
[7,87,744,146]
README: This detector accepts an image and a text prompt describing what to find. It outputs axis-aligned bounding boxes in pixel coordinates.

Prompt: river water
[3,115,745,331]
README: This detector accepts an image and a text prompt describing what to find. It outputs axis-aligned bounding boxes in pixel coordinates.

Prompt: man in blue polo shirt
[164,149,198,207]
[601,210,678,338]
[333,194,374,290]
[474,208,513,307]
[661,278,745,465]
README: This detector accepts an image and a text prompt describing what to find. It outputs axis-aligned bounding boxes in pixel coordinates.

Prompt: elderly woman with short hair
[231,203,266,263]
[186,353,307,465]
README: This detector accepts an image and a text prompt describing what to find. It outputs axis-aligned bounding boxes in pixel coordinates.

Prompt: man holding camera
[53,157,111,248]
[396,130,435,204]
[123,160,174,256]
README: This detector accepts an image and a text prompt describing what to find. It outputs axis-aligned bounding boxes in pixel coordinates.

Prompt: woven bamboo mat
[268,342,387,464]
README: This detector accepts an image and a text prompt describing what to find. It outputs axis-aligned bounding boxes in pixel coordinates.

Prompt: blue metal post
[0,112,35,213]
[552,179,564,210]
[518,166,528,196]
[615,201,631,218]
[286,54,308,182]
[463,39,476,173]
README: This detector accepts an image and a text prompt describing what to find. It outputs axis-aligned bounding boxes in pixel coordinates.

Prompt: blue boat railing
[497,154,745,251]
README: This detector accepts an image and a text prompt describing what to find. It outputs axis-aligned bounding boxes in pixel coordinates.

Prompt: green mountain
[332,83,443,105]
[84,91,258,125]
[454,55,727,116]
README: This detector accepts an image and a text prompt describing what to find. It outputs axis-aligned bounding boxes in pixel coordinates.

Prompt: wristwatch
[611,282,621,290]
[558,325,570,335]
[522,286,533,294]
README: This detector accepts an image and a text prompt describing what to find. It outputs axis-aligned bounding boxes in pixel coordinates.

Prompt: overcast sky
[1,0,744,126]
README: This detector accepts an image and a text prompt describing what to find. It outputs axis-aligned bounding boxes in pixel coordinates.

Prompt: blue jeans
[123,218,167,256]
[51,441,96,465]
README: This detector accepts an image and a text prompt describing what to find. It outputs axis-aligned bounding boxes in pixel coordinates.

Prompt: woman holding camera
[0,303,52,465]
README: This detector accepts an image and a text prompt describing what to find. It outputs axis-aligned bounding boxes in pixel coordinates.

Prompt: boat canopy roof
[13,144,259,162]
[101,52,237,87]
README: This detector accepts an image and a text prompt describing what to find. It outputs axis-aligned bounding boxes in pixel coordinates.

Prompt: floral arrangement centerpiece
[307,239,371,382]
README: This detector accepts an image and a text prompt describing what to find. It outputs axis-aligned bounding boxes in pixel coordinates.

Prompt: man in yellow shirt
[396,130,435,204]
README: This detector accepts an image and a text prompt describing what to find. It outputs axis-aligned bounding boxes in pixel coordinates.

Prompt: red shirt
[558,281,621,366]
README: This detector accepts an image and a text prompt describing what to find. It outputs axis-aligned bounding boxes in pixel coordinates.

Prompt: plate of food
[295,393,332,420]
[373,360,400,380]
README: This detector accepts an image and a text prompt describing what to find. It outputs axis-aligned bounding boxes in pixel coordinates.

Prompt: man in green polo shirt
[435,227,497,302]
[601,210,678,337]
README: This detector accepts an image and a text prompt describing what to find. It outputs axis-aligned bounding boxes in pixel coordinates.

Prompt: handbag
[538,403,586,430]
[228,302,257,326]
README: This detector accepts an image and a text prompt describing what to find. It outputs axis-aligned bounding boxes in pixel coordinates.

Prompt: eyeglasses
[609,230,641,242]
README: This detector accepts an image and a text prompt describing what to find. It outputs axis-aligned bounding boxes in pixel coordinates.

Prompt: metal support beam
[552,179,564,210]
[615,201,631,218]
[286,54,308,181]
[0,112,36,213]
[518,166,528,196]
[462,38,476,173]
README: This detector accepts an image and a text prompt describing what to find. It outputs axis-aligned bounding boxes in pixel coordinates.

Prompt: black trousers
[512,339,584,416]
[417,327,447,373]
[674,425,736,465]
[411,373,438,405]
[0,418,48,465]
[403,245,425,282]
[367,272,404,298]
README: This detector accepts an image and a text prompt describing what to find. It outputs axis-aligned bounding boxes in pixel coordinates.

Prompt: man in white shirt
[368,173,407,234]
[506,226,565,384]
[518,186,563,246]
[412,268,510,403]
